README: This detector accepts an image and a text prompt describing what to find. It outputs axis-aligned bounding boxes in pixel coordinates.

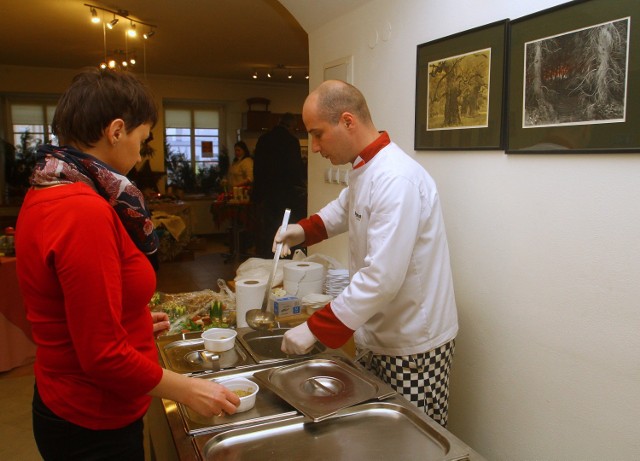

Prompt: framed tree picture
[506,0,640,153]
[415,20,508,150]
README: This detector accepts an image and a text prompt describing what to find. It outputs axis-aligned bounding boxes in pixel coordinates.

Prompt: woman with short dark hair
[16,68,239,460]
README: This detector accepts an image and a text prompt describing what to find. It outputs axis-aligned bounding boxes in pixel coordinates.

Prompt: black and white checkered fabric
[359,340,455,427]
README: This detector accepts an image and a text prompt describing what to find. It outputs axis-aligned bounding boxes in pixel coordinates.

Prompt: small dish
[219,377,260,412]
[201,328,237,352]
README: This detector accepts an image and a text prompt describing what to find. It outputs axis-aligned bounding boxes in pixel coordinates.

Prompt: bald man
[276,80,458,426]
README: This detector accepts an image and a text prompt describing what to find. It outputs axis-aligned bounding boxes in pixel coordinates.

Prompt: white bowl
[219,377,259,412]
[201,328,237,352]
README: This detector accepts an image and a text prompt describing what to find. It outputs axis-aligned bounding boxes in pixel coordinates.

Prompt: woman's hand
[183,378,241,418]
[150,311,170,338]
[150,369,240,418]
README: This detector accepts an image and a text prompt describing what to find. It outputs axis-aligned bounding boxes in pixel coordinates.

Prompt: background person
[15,68,239,461]
[252,112,307,258]
[276,80,459,426]
[227,140,253,188]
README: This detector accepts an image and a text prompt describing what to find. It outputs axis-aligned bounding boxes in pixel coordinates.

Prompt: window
[2,99,58,204]
[10,102,58,151]
[164,105,223,191]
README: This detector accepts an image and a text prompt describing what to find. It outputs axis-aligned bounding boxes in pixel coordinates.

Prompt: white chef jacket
[317,142,458,356]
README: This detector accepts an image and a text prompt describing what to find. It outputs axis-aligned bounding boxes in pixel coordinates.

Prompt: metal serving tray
[177,364,299,436]
[157,332,254,375]
[252,357,396,422]
[193,397,475,461]
[237,327,326,363]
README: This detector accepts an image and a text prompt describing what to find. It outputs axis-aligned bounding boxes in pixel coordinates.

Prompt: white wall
[299,1,640,459]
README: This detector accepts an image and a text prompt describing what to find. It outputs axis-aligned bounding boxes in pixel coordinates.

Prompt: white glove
[272,223,305,257]
[281,322,317,355]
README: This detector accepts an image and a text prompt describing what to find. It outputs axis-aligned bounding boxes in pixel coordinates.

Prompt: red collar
[353,132,390,169]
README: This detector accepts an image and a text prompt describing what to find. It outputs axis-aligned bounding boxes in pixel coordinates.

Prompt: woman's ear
[106,119,126,146]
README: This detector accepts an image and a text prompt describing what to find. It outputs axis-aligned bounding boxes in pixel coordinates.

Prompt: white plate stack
[324,269,350,297]
[301,293,333,315]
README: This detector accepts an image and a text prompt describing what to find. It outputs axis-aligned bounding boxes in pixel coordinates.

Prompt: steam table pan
[157,332,253,375]
[252,357,396,422]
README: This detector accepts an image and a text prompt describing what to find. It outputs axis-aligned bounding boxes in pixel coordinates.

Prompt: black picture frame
[414,20,508,150]
[506,0,640,153]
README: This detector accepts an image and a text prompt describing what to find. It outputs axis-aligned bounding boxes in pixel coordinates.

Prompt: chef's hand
[281,322,317,355]
[273,223,305,257]
[151,311,170,338]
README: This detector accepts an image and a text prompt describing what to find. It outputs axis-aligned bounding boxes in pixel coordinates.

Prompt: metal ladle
[245,208,291,331]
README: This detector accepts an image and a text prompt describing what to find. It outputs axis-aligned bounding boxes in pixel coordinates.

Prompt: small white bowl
[201,328,237,352]
[219,377,259,412]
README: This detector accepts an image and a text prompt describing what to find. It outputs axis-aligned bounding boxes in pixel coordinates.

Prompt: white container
[219,377,259,412]
[201,328,237,352]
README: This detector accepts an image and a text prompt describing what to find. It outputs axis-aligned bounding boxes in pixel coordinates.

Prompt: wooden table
[0,257,36,371]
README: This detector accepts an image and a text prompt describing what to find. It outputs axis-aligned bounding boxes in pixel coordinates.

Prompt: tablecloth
[0,257,36,371]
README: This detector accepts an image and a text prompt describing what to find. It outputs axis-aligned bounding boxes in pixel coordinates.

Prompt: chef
[275,80,459,427]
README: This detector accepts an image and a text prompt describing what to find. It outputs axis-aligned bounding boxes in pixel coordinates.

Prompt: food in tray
[150,290,237,333]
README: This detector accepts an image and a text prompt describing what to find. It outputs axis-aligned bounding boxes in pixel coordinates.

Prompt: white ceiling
[0,0,312,83]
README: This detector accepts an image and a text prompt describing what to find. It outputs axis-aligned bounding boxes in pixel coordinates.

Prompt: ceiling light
[287,72,293,79]
[129,56,136,65]
[252,71,258,79]
[108,59,117,69]
[143,30,155,39]
[267,70,272,78]
[107,17,118,29]
[127,22,137,37]
[90,7,100,23]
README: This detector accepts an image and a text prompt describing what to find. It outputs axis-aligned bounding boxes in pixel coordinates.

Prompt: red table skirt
[0,257,36,371]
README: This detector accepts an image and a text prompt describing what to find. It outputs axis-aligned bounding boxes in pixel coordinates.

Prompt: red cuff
[307,303,354,349]
[298,214,328,246]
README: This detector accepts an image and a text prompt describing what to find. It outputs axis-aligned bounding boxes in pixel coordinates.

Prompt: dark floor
[155,234,248,293]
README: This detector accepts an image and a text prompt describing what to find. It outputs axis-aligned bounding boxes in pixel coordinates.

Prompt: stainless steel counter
[150,329,486,461]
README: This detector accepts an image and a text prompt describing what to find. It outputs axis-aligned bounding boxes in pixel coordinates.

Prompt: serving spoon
[245,208,291,331]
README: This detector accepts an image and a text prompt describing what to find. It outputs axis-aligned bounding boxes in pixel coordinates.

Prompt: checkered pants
[358,340,455,427]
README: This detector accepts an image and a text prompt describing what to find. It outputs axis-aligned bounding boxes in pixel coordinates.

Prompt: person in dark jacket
[252,112,307,257]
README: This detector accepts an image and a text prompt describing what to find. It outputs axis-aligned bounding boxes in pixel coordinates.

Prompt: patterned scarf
[31,145,159,269]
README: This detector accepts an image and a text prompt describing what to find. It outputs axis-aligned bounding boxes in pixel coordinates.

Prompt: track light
[250,65,309,81]
[90,7,100,23]
[143,30,155,39]
[85,4,157,36]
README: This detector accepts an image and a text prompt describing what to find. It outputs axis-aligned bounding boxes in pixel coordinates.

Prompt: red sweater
[16,182,163,430]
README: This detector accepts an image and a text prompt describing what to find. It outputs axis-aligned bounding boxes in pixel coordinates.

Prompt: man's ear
[342,112,355,128]
[106,119,126,146]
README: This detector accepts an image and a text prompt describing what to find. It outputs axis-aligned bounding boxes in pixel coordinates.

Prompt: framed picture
[507,0,640,153]
[415,20,508,150]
